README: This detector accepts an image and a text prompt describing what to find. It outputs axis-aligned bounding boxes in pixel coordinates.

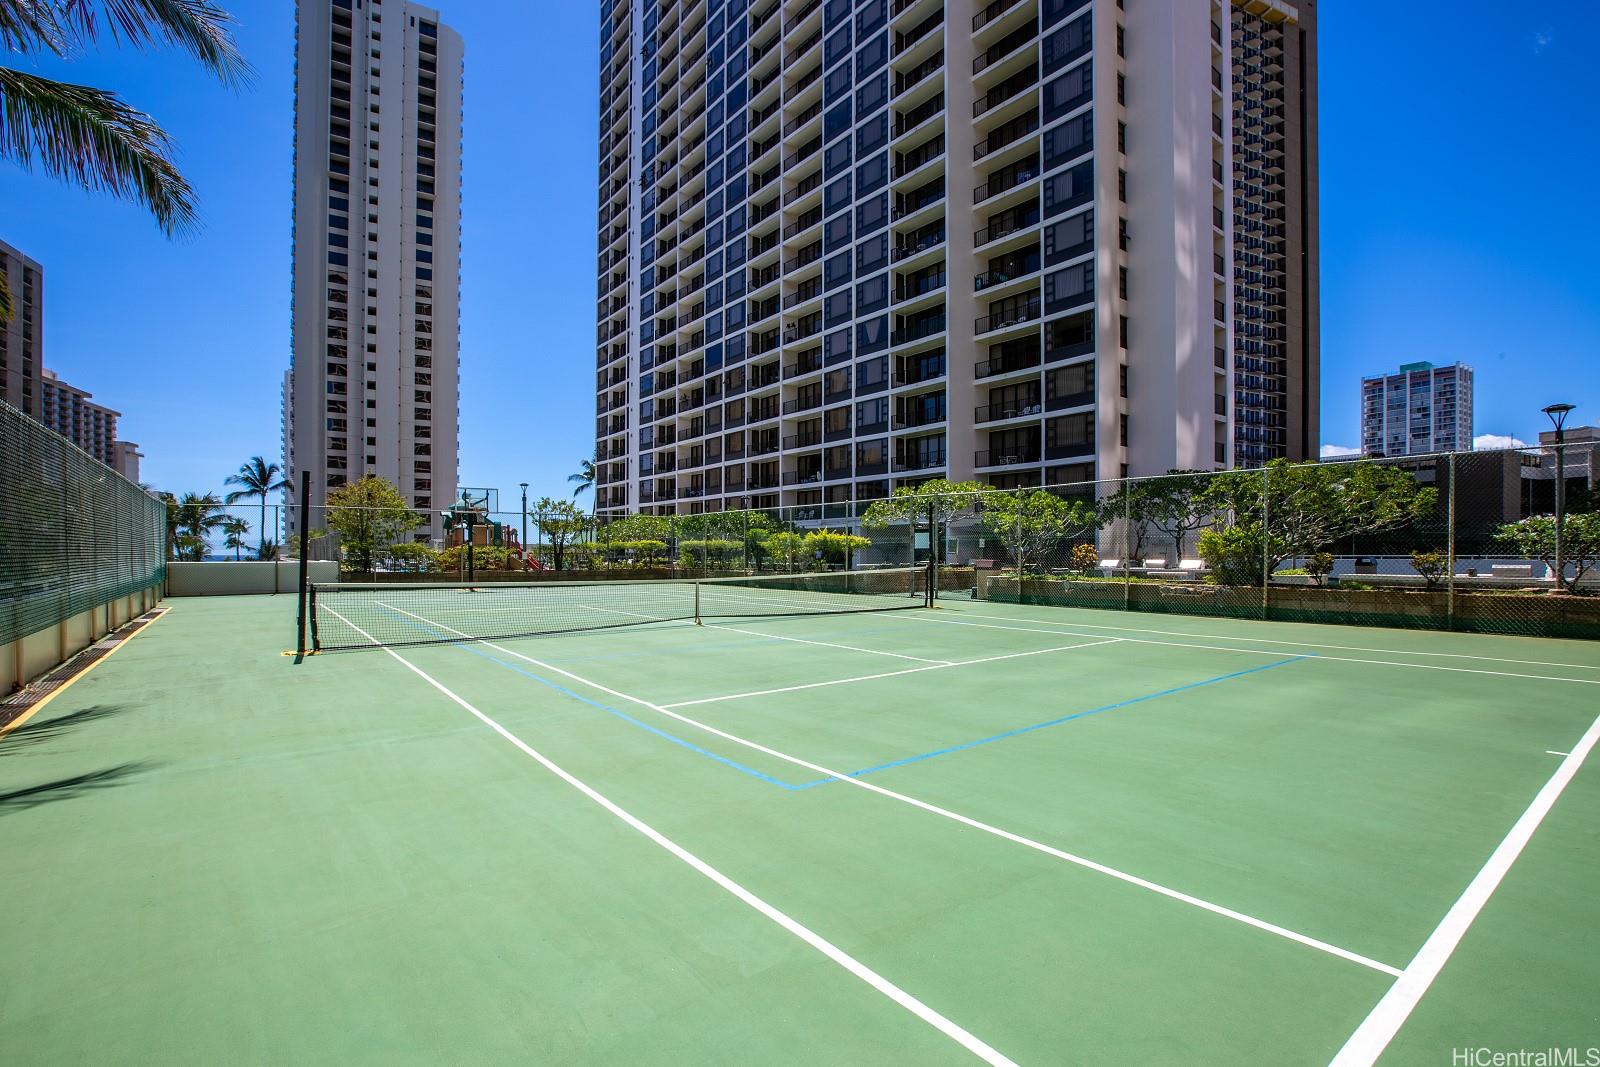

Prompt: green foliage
[220,516,249,560]
[762,530,808,571]
[980,490,1098,573]
[1102,470,1212,559]
[531,497,592,570]
[860,479,985,529]
[1198,523,1268,586]
[806,529,870,567]
[435,544,515,574]
[165,491,225,560]
[326,475,422,574]
[678,538,742,571]
[379,541,439,573]
[1494,512,1600,592]
[1411,550,1447,590]
[1067,543,1100,573]
[223,455,288,554]
[1305,551,1335,586]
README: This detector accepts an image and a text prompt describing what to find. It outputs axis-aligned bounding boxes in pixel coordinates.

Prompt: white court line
[1328,714,1600,1066]
[707,622,953,665]
[926,606,1600,672]
[323,604,1016,1066]
[378,602,1399,977]
[663,640,1123,708]
[892,613,1600,687]
[1545,750,1569,757]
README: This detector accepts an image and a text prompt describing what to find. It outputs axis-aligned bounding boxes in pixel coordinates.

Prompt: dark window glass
[1042,60,1093,124]
[856,0,886,35]
[1043,110,1094,172]
[855,192,887,234]
[855,70,888,114]
[856,232,889,274]
[825,327,853,363]
[855,112,888,156]
[826,61,853,101]
[825,289,852,327]
[1042,11,1092,75]
[825,131,853,173]
[856,152,888,196]
[824,250,853,289]
[1042,160,1094,218]
[1044,261,1095,313]
[856,315,888,354]
[825,174,853,214]
[855,32,886,78]
[825,25,852,66]
[825,211,853,252]
[1041,0,1085,31]
[1043,208,1093,265]
[856,272,888,314]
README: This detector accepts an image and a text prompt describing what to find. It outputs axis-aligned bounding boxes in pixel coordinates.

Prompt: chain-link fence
[165,443,1599,639]
[1,398,166,653]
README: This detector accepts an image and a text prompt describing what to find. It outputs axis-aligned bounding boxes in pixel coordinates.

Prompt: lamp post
[519,482,529,552]
[1543,403,1576,591]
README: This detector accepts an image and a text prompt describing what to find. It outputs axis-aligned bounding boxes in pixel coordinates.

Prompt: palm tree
[224,456,289,554]
[221,517,249,560]
[168,492,225,560]
[568,456,596,501]
[0,1,251,320]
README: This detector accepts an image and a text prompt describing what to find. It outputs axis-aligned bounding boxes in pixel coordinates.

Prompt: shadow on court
[0,761,156,815]
[0,705,137,753]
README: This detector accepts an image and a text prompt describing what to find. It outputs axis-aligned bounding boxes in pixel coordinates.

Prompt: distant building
[0,238,43,420]
[40,368,120,467]
[284,0,464,540]
[113,440,144,483]
[1360,361,1473,457]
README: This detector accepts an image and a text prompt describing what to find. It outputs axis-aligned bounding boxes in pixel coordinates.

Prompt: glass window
[855,33,886,78]
[825,174,852,214]
[856,152,888,196]
[1044,261,1095,313]
[856,112,888,156]
[1043,160,1094,218]
[825,327,852,364]
[825,211,853,251]
[825,250,853,289]
[826,131,853,173]
[1043,208,1093,265]
[1042,10,1092,75]
[826,289,852,327]
[855,0,886,36]
[856,272,888,314]
[1042,60,1093,124]
[855,192,888,234]
[855,70,887,114]
[856,315,888,354]
[856,232,888,274]
[1043,110,1093,172]
[825,25,852,66]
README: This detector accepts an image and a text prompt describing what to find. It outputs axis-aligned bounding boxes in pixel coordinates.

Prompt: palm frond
[61,0,252,87]
[0,0,67,55]
[0,68,198,235]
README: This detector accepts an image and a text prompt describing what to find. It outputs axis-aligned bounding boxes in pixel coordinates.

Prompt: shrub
[1411,550,1447,590]
[1198,524,1266,586]
[1067,543,1100,573]
[1306,551,1335,587]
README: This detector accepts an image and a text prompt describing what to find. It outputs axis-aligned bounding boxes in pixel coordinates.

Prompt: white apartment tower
[595,0,1318,518]
[285,0,462,538]
[1361,361,1474,457]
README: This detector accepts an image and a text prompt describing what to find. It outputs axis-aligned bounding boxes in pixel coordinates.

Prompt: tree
[325,475,420,575]
[980,490,1098,574]
[1411,550,1447,591]
[762,531,808,571]
[861,479,984,564]
[221,516,249,560]
[166,491,224,560]
[1199,459,1437,584]
[1143,471,1214,558]
[223,455,289,555]
[531,497,590,571]
[804,529,870,568]
[1494,513,1600,593]
[0,0,251,320]
[568,455,596,503]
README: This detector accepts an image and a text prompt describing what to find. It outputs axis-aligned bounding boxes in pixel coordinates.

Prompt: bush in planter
[1067,543,1100,574]
[1306,551,1335,587]
[1411,550,1447,590]
[1198,523,1267,586]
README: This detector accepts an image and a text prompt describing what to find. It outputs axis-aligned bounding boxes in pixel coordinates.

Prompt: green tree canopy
[326,475,421,574]
[980,490,1098,573]
[532,497,591,570]
[1494,512,1600,592]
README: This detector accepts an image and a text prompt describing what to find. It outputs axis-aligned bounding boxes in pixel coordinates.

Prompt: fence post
[295,469,311,660]
[1122,478,1132,611]
[1261,463,1272,621]
[1446,452,1457,631]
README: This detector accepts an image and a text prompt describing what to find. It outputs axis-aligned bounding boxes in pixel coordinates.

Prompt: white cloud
[1320,444,1360,459]
[1533,29,1552,53]
[1474,433,1530,451]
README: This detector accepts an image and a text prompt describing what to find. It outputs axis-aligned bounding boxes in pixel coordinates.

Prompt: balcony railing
[974,447,1040,467]
[974,297,1040,333]
[892,313,946,346]
[974,400,1042,422]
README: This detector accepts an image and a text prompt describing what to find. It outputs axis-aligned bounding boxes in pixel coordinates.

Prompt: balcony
[974,447,1039,467]
[974,399,1042,423]
[974,341,1040,379]
[892,312,946,347]
[974,296,1040,334]
[895,350,946,386]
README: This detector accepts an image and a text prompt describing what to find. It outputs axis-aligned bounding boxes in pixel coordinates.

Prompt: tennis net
[308,567,927,651]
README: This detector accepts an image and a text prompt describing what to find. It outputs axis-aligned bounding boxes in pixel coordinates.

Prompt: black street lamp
[1543,403,1576,590]
[519,482,529,552]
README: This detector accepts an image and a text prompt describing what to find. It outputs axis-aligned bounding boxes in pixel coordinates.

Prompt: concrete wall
[166,561,339,596]
[6,583,161,691]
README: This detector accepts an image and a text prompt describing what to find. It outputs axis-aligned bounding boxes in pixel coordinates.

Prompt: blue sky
[3,1,1596,500]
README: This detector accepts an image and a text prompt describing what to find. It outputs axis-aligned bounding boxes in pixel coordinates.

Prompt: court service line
[321,605,1017,1067]
[376,604,1400,977]
[891,614,1600,687]
[707,623,953,665]
[921,607,1600,672]
[661,639,1123,708]
[1328,713,1600,1066]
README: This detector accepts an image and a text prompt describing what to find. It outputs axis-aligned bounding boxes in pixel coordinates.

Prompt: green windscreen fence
[0,398,166,645]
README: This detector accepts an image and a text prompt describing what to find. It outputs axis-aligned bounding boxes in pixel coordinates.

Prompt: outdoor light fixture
[1543,403,1576,590]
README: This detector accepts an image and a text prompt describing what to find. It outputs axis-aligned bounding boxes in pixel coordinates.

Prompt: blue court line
[376,605,1311,793]
[788,654,1313,789]
[378,608,811,789]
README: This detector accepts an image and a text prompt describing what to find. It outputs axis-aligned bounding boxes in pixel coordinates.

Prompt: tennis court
[2,578,1597,1064]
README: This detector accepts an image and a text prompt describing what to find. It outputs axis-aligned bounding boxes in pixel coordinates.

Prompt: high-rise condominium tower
[0,238,43,420]
[285,0,462,538]
[594,0,1319,518]
[1360,361,1474,458]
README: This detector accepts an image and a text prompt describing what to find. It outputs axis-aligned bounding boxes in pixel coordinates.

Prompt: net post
[294,469,312,660]
[1121,477,1132,611]
[694,578,704,624]
[1446,451,1457,631]
[1260,463,1271,620]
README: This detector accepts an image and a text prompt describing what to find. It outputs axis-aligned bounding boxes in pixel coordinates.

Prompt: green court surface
[2,592,1597,1064]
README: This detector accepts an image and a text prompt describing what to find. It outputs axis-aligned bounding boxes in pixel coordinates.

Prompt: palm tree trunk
[259,498,267,555]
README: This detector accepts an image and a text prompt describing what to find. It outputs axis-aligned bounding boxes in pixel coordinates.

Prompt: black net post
[295,469,312,659]
[1446,452,1457,630]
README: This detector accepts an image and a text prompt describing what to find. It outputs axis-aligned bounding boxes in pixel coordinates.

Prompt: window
[1118,265,1128,300]
[1046,308,1094,359]
[855,152,888,196]
[855,315,888,354]
[1118,168,1127,203]
[1119,314,1129,348]
[1117,73,1126,106]
[825,289,851,327]
[1117,121,1126,153]
[825,250,852,290]
[825,212,852,252]
[855,192,888,234]
[1043,61,1092,123]
[1046,362,1094,408]
[1042,11,1091,75]
[856,273,888,314]
[1043,160,1094,218]
[1044,261,1094,313]
[855,113,888,155]
[1116,24,1125,58]
[1042,110,1093,172]
[856,232,889,274]
[1043,209,1093,265]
